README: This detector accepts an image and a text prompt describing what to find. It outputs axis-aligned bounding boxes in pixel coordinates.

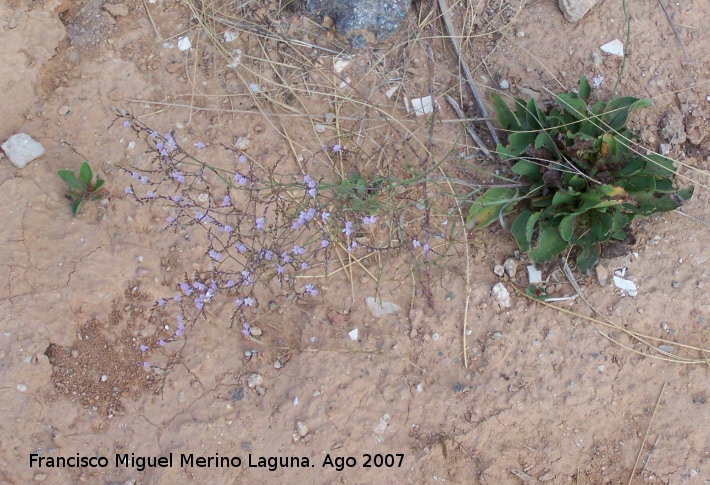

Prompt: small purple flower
[194,298,204,310]
[281,253,291,263]
[147,191,155,199]
[123,120,131,128]
[158,339,166,347]
[362,215,377,225]
[412,238,421,248]
[308,188,317,197]
[171,171,185,183]
[177,321,185,329]
[173,295,181,302]
[241,270,250,280]
[167,216,174,223]
[303,174,316,188]
[264,250,274,261]
[422,243,430,252]
[235,242,247,253]
[304,284,318,296]
[292,220,304,230]
[157,298,166,306]
[235,298,243,307]
[255,217,265,230]
[159,148,169,157]
[172,195,181,204]
[321,239,329,248]
[221,195,231,207]
[276,265,285,275]
[140,175,149,184]
[221,225,233,233]
[195,211,204,221]
[342,221,353,236]
[226,280,236,288]
[332,143,342,153]
[242,322,250,336]
[301,262,309,270]
[176,314,183,321]
[150,130,158,139]
[244,297,254,307]
[321,211,330,222]
[195,141,205,150]
[292,245,305,255]
[175,328,183,337]
[193,281,206,291]
[234,173,247,185]
[156,142,164,151]
[351,240,358,249]
[124,186,133,195]
[179,282,193,296]
[131,171,139,179]
[304,208,316,220]
[143,361,150,369]
[140,344,148,352]
[238,154,247,163]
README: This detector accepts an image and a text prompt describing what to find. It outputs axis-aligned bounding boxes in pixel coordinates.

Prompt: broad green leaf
[616,158,645,177]
[93,177,105,192]
[576,241,600,273]
[534,131,559,158]
[526,211,542,245]
[511,210,533,251]
[600,133,618,159]
[525,98,543,131]
[555,92,587,122]
[512,160,542,182]
[602,97,653,131]
[491,93,522,131]
[71,199,84,216]
[525,285,549,301]
[588,211,613,243]
[568,175,587,191]
[58,169,84,192]
[644,154,675,177]
[466,188,516,229]
[79,162,93,187]
[578,75,591,101]
[551,190,578,208]
[559,214,577,241]
[528,220,568,263]
[621,173,656,193]
[611,209,630,239]
[506,131,536,156]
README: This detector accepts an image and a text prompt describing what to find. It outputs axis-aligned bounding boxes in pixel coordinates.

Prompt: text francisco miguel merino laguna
[30,453,315,472]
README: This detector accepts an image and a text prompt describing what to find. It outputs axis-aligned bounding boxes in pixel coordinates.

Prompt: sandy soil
[1,0,709,483]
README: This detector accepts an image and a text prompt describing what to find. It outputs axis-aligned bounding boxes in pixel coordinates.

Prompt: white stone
[296,421,309,437]
[600,39,624,57]
[177,36,192,51]
[385,85,398,99]
[503,258,518,278]
[348,328,358,340]
[499,79,510,90]
[558,0,602,22]
[613,275,638,296]
[492,282,511,308]
[333,58,350,73]
[2,133,45,168]
[527,265,542,284]
[223,31,238,42]
[411,96,433,117]
[247,373,263,388]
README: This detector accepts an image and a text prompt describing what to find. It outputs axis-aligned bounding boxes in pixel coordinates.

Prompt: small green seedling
[468,76,693,272]
[58,161,106,215]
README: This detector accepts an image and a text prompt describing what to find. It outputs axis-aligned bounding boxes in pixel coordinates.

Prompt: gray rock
[231,386,245,402]
[365,296,401,318]
[558,0,602,22]
[305,0,409,47]
[247,373,263,388]
[2,133,45,168]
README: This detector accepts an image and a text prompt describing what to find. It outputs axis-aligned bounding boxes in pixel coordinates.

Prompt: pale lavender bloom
[221,225,233,233]
[176,314,183,321]
[195,141,205,150]
[156,142,164,151]
[235,242,247,253]
[242,322,250,336]
[238,154,247,163]
[150,130,158,139]
[225,280,236,288]
[244,297,254,307]
[166,138,177,151]
[241,270,250,280]
[321,211,330,222]
[124,186,133,194]
[234,173,247,185]
[193,281,206,291]
[304,208,316,220]
[123,120,131,128]
[292,220,304,230]
[167,216,174,223]
[351,240,358,249]
[304,284,318,296]
[264,250,273,261]
[282,253,291,263]
[221,195,230,207]
[292,245,305,255]
[131,171,139,179]
[158,339,166,347]
[172,195,181,204]
[140,344,148,352]
[321,239,329,248]
[308,188,317,197]
[276,265,285,275]
[157,298,166,306]
[412,238,421,248]
[159,148,169,157]
[235,298,243,307]
[342,221,353,236]
[175,328,183,337]
[147,191,155,199]
[173,295,181,302]
[171,171,185,183]
[177,321,185,329]
[143,361,150,369]
[255,217,265,230]
[422,243,430,252]
[140,175,149,184]
[195,211,204,221]
[303,174,316,188]
[331,143,342,153]
[179,282,191,295]
[362,215,377,225]
[301,262,308,270]
[194,298,203,310]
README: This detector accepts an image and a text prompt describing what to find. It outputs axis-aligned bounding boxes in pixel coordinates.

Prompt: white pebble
[499,79,510,90]
[16,384,27,392]
[101,375,108,382]
[177,36,192,51]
